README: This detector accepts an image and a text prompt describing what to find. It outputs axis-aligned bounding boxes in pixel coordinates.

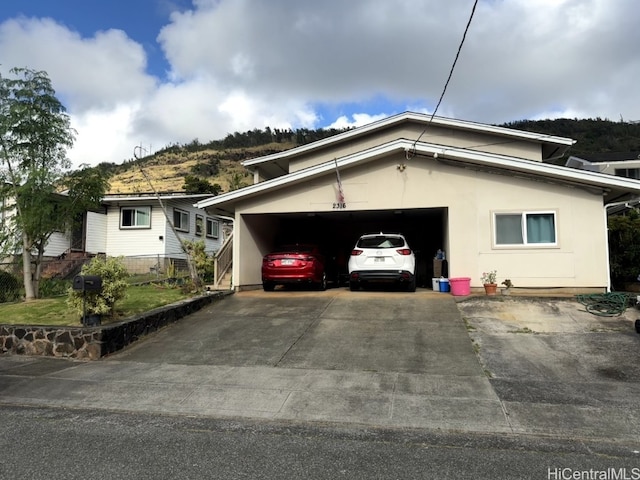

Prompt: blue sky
[1,0,639,167]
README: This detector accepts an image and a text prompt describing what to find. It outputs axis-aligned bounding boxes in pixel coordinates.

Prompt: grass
[0,283,193,327]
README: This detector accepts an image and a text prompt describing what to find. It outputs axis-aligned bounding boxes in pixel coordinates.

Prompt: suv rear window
[357,236,404,249]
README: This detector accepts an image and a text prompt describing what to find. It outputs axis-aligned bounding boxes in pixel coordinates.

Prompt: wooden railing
[213,232,233,289]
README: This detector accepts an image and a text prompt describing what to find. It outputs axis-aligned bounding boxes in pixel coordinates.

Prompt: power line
[410,0,479,154]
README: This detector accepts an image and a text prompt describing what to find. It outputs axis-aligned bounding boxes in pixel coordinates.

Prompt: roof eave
[197,139,640,210]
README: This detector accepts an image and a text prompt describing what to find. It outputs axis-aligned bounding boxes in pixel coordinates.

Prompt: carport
[241,207,448,289]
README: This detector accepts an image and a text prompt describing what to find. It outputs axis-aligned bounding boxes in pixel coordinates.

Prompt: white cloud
[69,104,140,167]
[0,17,156,111]
[1,0,639,168]
[328,113,388,130]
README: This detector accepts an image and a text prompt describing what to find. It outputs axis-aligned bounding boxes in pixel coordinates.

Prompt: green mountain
[102,118,640,194]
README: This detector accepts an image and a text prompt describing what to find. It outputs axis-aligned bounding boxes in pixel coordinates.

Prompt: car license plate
[281,259,294,265]
[374,257,384,263]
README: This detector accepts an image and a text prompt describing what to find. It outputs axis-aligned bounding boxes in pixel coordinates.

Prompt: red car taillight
[396,248,412,256]
[351,249,363,256]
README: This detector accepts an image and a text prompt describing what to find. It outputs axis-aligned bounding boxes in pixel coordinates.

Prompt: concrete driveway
[114,288,483,376]
[3,289,640,443]
[457,296,640,440]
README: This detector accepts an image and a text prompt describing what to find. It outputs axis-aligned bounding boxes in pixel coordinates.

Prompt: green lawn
[0,284,193,327]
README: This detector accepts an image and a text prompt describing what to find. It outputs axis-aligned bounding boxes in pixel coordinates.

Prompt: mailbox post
[72,275,103,326]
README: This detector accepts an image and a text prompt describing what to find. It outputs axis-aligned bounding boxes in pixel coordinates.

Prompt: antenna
[133,143,149,160]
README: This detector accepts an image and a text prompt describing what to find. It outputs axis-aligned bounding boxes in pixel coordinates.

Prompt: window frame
[173,208,190,233]
[614,168,640,180]
[492,210,558,248]
[195,214,204,237]
[206,217,219,239]
[120,206,151,229]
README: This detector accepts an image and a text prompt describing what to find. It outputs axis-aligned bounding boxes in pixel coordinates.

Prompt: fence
[0,251,220,304]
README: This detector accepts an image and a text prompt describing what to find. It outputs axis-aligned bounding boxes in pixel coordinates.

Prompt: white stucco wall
[233,153,607,289]
[289,123,542,173]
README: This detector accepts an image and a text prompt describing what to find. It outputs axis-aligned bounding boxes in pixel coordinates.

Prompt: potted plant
[501,279,513,296]
[481,270,498,295]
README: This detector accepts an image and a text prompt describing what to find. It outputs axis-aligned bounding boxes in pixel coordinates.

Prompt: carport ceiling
[265,207,444,252]
[269,208,440,224]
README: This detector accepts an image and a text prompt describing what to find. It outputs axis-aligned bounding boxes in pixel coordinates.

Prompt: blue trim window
[494,211,557,246]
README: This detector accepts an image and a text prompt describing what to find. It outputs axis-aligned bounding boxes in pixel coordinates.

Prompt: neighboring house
[566,152,640,179]
[195,111,640,292]
[39,193,228,275]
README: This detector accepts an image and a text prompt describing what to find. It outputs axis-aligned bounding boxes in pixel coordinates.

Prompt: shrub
[66,256,129,317]
[183,240,215,282]
[39,278,70,298]
[0,271,21,303]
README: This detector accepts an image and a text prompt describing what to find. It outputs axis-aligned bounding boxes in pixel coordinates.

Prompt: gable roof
[242,111,576,178]
[196,138,640,213]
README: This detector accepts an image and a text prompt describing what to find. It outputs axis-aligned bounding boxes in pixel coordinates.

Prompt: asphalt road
[2,405,640,480]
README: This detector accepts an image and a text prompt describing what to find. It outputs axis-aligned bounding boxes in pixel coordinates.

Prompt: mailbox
[72,275,102,292]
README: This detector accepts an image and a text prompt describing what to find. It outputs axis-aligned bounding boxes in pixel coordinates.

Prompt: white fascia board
[197,139,640,210]
[102,194,212,203]
[241,112,575,168]
[421,144,640,193]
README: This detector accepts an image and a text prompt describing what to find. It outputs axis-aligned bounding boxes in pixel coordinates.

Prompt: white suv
[347,233,416,292]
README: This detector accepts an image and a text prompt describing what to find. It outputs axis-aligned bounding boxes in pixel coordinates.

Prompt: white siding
[104,198,223,258]
[164,199,223,257]
[85,211,107,254]
[44,231,70,257]
[105,203,167,257]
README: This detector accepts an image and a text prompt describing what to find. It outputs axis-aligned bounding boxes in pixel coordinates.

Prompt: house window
[615,168,640,180]
[173,208,189,232]
[206,218,219,239]
[494,211,557,246]
[195,215,204,236]
[121,206,151,229]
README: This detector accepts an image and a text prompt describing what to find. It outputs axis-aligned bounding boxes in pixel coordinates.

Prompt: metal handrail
[213,231,233,289]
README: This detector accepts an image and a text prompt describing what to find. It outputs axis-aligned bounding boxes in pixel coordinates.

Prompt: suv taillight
[396,248,412,256]
[351,249,363,256]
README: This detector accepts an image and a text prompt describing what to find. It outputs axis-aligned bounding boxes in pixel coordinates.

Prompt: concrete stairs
[207,269,233,291]
[42,251,90,280]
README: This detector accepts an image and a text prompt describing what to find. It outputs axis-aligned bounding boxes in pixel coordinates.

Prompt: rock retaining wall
[0,291,229,360]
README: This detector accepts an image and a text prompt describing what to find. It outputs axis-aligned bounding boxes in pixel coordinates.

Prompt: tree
[0,67,109,300]
[182,174,221,194]
[607,210,640,289]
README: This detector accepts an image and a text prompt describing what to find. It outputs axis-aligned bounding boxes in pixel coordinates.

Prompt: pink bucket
[449,277,471,296]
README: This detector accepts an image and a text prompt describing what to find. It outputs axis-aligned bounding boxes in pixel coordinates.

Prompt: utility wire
[410,0,479,154]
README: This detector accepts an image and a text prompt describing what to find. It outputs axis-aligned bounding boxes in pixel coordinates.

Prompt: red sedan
[261,244,327,291]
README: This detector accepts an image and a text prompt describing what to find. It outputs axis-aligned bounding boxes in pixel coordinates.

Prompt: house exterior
[38,193,227,275]
[566,152,640,179]
[195,111,640,293]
